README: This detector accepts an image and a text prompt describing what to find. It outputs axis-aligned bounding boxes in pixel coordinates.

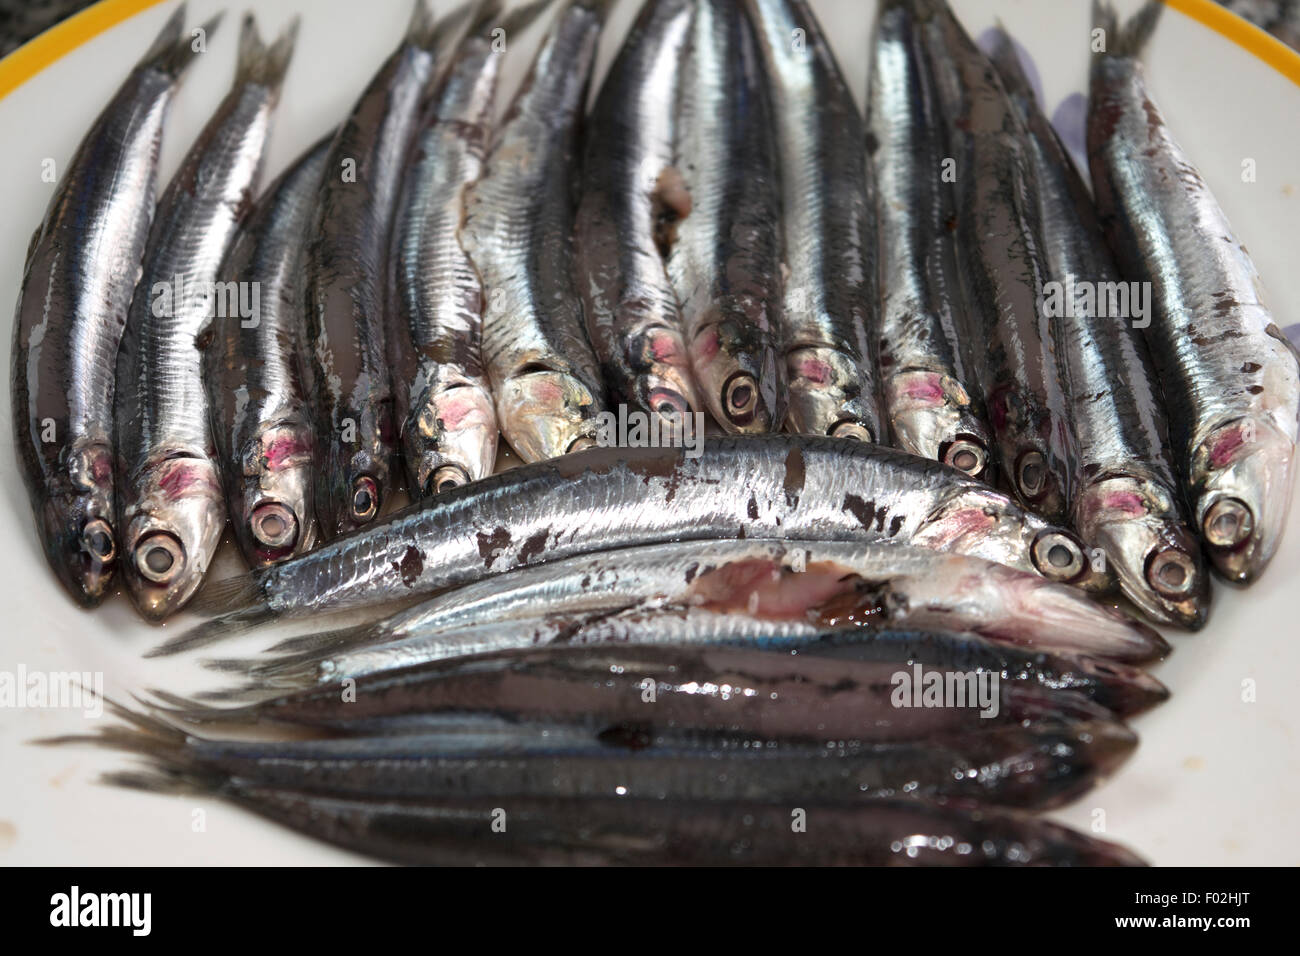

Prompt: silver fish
[867,0,992,478]
[745,0,883,442]
[253,539,1166,668]
[920,0,1076,522]
[301,1,443,536]
[154,435,1113,655]
[462,0,611,462]
[573,0,702,426]
[115,15,297,621]
[205,137,330,569]
[1088,1,1300,583]
[665,0,785,433]
[390,1,545,496]
[986,27,1208,628]
[10,7,207,607]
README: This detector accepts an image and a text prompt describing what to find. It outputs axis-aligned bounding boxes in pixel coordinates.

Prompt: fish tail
[984,24,1035,104]
[138,4,220,78]
[99,768,217,798]
[265,622,370,654]
[1095,0,1164,59]
[234,13,300,96]
[144,606,275,657]
[495,0,553,38]
[143,688,260,726]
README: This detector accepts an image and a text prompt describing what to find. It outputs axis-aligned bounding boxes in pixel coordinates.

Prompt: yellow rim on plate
[0,0,1298,99]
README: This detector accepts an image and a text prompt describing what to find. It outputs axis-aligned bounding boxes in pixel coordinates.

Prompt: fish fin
[138,5,221,78]
[1095,0,1164,59]
[265,621,371,654]
[234,13,300,96]
[494,0,553,39]
[984,25,1034,103]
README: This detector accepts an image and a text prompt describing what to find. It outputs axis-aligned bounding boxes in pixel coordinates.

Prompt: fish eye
[250,501,298,550]
[425,465,469,497]
[1203,497,1253,550]
[135,532,184,585]
[1016,450,1047,500]
[1146,546,1197,599]
[1031,530,1086,582]
[942,437,989,479]
[829,420,874,443]
[350,475,380,523]
[722,372,759,425]
[81,519,116,563]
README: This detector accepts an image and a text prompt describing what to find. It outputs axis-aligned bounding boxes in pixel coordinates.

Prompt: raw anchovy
[920,0,1076,521]
[94,785,1149,865]
[744,0,883,442]
[302,1,443,536]
[391,1,546,496]
[986,28,1208,628]
[10,7,207,606]
[867,0,992,477]
[115,16,297,620]
[153,642,1118,740]
[573,0,702,426]
[1088,1,1300,583]
[251,539,1166,666]
[155,436,1113,654]
[462,0,611,462]
[205,137,330,568]
[68,705,1136,812]
[665,0,785,432]
[218,618,1166,716]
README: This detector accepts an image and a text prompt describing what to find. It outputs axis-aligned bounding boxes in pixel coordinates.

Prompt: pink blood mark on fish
[793,356,833,385]
[693,329,720,362]
[649,332,684,364]
[1102,491,1147,517]
[919,507,996,548]
[156,459,220,499]
[262,434,311,472]
[897,373,945,407]
[1210,426,1247,469]
[685,559,884,625]
[528,377,564,405]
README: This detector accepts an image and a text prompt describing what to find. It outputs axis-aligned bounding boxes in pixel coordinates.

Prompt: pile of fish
[13,0,1299,866]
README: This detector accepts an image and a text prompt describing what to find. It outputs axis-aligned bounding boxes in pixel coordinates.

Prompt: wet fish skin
[205,137,331,569]
[77,709,1137,812]
[226,616,1167,717]
[391,2,551,497]
[666,0,785,433]
[573,0,702,426]
[302,2,442,537]
[156,641,1118,741]
[868,0,992,479]
[745,0,884,443]
[158,435,1114,654]
[10,7,206,607]
[252,539,1166,668]
[920,0,1076,522]
[985,28,1208,629]
[463,0,610,463]
[114,15,296,621]
[150,789,1148,865]
[1088,1,1300,584]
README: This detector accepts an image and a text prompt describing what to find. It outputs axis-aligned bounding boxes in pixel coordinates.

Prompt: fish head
[38,442,117,606]
[885,369,991,479]
[410,384,497,498]
[315,404,397,538]
[495,369,603,462]
[230,421,316,566]
[120,457,226,621]
[1074,475,1209,629]
[1191,416,1296,584]
[785,346,880,442]
[626,323,701,426]
[688,310,784,434]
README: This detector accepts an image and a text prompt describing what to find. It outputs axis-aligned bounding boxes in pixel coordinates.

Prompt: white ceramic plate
[1,0,1297,866]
